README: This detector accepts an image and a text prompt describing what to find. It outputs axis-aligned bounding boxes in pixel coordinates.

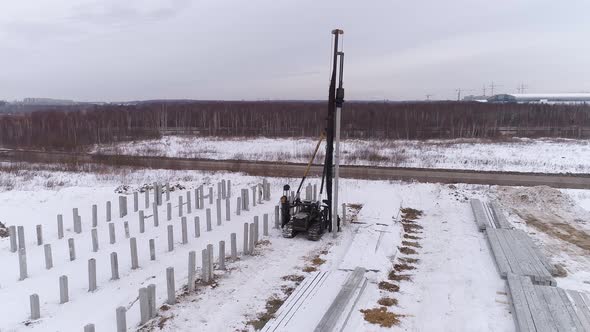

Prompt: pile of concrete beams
[470,199,555,285]
[487,228,556,286]
[508,273,590,331]
[471,199,590,331]
[470,199,511,231]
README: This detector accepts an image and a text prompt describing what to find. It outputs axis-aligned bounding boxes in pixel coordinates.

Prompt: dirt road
[1,149,589,189]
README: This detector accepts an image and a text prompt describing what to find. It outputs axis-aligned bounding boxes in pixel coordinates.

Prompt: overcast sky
[1,0,589,101]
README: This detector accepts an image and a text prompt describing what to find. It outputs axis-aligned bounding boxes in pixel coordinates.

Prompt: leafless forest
[1,101,589,151]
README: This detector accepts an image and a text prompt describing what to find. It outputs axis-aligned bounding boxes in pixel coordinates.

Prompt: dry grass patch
[247,296,285,330]
[403,234,421,240]
[311,257,326,266]
[525,215,590,251]
[281,275,305,283]
[256,239,272,247]
[394,263,416,272]
[378,281,400,292]
[388,271,412,281]
[0,221,8,238]
[157,315,174,330]
[399,257,419,264]
[401,241,422,248]
[402,223,423,233]
[400,208,423,220]
[360,307,401,327]
[377,297,398,306]
[348,203,363,210]
[302,266,317,273]
[281,286,295,296]
[399,246,418,255]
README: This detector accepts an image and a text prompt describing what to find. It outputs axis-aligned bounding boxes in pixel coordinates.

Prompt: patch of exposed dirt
[399,257,419,264]
[400,207,423,220]
[401,241,421,248]
[394,263,416,272]
[402,223,423,233]
[399,246,418,255]
[281,275,305,283]
[311,257,326,266]
[302,266,317,273]
[496,186,590,252]
[403,234,421,240]
[256,239,272,247]
[360,307,401,327]
[0,221,8,238]
[388,271,412,281]
[525,215,590,252]
[281,285,295,296]
[247,296,285,330]
[378,281,400,292]
[157,315,173,330]
[377,297,398,306]
[348,203,363,210]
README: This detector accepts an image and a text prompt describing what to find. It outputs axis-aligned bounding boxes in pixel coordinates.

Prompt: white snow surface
[91,136,590,174]
[0,167,520,331]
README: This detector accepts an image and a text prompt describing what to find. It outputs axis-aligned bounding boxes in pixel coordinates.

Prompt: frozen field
[0,165,589,331]
[92,136,590,174]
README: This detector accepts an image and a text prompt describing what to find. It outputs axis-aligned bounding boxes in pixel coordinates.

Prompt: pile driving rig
[281,29,345,241]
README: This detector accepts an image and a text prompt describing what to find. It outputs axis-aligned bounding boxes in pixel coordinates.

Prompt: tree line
[0,101,589,151]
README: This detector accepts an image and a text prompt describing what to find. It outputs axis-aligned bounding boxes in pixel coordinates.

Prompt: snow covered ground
[1,165,589,331]
[0,166,519,332]
[91,136,590,173]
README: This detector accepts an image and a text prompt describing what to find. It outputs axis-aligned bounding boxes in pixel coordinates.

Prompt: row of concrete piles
[18,179,276,330]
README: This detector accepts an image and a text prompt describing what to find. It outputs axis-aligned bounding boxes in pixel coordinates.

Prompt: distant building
[487,93,590,104]
[462,95,488,102]
[21,98,76,106]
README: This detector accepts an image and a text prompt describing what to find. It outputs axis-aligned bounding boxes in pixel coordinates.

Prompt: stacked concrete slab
[471,199,513,231]
[470,199,491,231]
[489,202,512,229]
[262,268,368,332]
[471,199,556,285]
[314,267,367,331]
[487,228,556,285]
[507,273,590,331]
[472,199,590,331]
[262,271,331,332]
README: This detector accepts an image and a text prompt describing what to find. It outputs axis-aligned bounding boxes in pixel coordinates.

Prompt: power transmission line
[489,81,503,96]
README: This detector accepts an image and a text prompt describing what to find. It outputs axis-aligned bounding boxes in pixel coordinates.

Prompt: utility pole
[517,83,528,94]
[482,85,487,97]
[489,81,502,96]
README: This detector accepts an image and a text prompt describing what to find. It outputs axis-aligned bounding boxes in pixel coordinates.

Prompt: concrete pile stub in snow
[118,196,127,218]
[29,294,40,320]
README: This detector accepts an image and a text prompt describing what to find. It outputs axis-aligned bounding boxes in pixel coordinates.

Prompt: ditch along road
[1,149,590,189]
